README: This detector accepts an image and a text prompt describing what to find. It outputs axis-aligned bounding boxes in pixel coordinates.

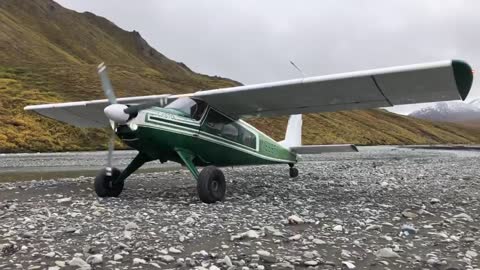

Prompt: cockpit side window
[165,98,207,120]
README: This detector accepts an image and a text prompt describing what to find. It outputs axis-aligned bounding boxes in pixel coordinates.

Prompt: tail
[279,114,302,148]
[279,114,359,154]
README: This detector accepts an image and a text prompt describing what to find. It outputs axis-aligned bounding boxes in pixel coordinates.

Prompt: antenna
[289,60,305,79]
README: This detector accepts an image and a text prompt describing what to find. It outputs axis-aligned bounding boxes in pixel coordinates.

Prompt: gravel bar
[0,146,479,269]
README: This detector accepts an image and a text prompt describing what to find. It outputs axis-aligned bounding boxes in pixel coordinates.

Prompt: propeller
[97,62,170,175]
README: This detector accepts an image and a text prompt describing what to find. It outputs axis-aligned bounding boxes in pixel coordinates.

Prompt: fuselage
[115,98,297,167]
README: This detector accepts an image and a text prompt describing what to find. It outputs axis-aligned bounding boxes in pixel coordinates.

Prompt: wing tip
[452,60,473,101]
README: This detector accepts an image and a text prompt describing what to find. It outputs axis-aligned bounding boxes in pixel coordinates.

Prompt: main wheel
[94,168,124,197]
[197,166,226,203]
[289,167,299,178]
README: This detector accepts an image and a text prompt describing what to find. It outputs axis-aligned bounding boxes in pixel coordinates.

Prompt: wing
[24,95,171,127]
[25,60,473,127]
[190,60,473,118]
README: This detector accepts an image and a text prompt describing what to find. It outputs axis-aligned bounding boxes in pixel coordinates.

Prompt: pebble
[133,258,147,265]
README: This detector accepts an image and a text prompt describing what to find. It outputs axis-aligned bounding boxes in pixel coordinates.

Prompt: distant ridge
[0,0,479,152]
[409,99,480,124]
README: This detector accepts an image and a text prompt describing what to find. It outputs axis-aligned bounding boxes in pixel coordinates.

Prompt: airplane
[24,60,473,203]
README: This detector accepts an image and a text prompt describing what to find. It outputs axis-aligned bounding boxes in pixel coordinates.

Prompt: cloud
[55,0,480,113]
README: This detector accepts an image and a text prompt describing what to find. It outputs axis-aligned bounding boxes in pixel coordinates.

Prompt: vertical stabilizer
[279,114,302,148]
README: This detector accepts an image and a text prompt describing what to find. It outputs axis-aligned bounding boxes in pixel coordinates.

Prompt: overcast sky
[56,0,480,114]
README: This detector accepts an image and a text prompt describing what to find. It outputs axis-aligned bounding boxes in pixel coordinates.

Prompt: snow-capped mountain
[409,99,480,124]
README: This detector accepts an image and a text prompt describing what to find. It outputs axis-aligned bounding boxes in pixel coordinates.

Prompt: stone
[125,222,139,230]
[287,215,304,224]
[430,198,440,204]
[375,248,400,258]
[366,224,382,231]
[304,260,318,266]
[401,210,418,219]
[257,250,271,257]
[454,213,474,222]
[224,255,233,267]
[113,254,123,261]
[288,234,301,241]
[159,255,175,263]
[313,239,326,245]
[342,261,356,269]
[68,257,91,269]
[86,254,103,265]
[133,258,147,265]
[400,224,417,235]
[169,247,182,254]
[57,197,72,203]
[333,225,343,231]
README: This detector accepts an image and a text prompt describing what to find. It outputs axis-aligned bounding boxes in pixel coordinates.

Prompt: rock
[366,224,382,231]
[287,215,304,224]
[209,265,220,270]
[333,225,343,231]
[288,234,301,241]
[313,239,326,245]
[454,213,474,222]
[159,255,175,263]
[401,210,418,219]
[169,247,182,254]
[466,250,478,258]
[342,261,356,269]
[86,254,103,265]
[304,260,318,266]
[133,258,147,265]
[124,230,133,240]
[57,197,72,203]
[184,216,196,225]
[55,261,66,267]
[125,222,139,230]
[48,267,60,270]
[375,248,400,258]
[68,257,91,269]
[430,198,440,204]
[400,224,417,235]
[257,250,271,257]
[45,251,56,258]
[224,255,233,267]
[231,230,260,241]
[113,254,123,261]
[272,262,295,269]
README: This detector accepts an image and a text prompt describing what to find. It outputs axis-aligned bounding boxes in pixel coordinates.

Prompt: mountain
[409,99,480,125]
[0,0,479,152]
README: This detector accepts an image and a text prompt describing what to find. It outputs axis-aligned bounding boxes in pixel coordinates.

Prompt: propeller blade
[97,62,117,104]
[106,122,116,176]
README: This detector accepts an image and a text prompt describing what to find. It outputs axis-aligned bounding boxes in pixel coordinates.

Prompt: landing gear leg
[289,163,299,178]
[176,149,226,204]
[94,152,152,197]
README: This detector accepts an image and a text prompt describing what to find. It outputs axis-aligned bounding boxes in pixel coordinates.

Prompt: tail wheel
[289,167,299,178]
[197,166,226,203]
[94,167,124,197]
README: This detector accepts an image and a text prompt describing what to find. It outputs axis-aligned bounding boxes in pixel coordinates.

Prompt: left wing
[24,95,170,127]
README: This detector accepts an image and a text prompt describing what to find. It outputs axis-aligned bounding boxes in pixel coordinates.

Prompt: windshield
[165,98,207,120]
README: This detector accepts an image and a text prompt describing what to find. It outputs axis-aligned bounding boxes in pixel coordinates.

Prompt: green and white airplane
[25,60,473,203]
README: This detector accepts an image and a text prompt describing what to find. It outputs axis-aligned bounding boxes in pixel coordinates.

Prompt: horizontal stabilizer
[291,144,358,154]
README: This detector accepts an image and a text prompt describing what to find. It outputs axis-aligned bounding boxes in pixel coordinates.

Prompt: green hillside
[0,0,479,153]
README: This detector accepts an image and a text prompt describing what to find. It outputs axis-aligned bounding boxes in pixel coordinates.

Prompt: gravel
[0,146,479,269]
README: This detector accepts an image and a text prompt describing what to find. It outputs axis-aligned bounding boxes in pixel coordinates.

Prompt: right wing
[190,60,473,118]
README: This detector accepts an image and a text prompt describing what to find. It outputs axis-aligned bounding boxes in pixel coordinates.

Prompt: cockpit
[165,97,207,120]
